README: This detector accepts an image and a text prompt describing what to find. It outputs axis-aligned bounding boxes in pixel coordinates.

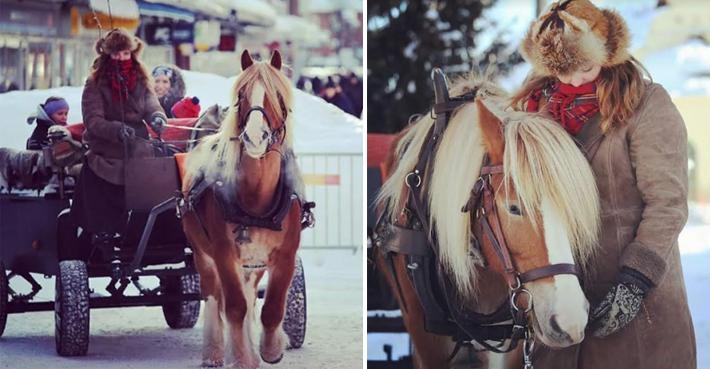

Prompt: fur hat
[520,0,631,76]
[94,28,143,56]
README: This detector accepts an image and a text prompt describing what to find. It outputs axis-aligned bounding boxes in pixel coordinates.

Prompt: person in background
[320,76,356,117]
[341,71,363,117]
[70,27,167,254]
[26,96,70,150]
[151,64,185,118]
[510,1,695,368]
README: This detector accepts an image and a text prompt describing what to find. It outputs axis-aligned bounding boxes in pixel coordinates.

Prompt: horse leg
[195,250,225,367]
[215,255,259,369]
[183,218,225,367]
[259,249,295,364]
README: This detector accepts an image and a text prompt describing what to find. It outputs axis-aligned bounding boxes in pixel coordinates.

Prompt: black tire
[55,260,90,356]
[0,261,8,337]
[161,273,200,329]
[284,255,306,349]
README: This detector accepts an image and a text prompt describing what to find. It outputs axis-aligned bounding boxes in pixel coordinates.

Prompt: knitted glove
[589,267,652,338]
[118,125,135,142]
[150,113,167,135]
[47,125,70,139]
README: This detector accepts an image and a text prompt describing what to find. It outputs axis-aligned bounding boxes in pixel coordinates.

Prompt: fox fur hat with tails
[94,28,143,56]
[520,0,631,76]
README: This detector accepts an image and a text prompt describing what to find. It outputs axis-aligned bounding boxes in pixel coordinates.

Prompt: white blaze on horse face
[527,198,589,348]
[242,82,271,158]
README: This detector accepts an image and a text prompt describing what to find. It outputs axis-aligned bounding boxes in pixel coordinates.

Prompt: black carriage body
[1,157,199,314]
[0,195,68,276]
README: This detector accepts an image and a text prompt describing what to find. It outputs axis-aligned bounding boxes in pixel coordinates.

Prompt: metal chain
[523,328,535,369]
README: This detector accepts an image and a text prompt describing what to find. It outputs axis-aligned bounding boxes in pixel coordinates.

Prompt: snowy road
[0,249,363,369]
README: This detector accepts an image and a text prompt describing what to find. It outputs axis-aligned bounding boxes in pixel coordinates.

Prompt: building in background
[0,0,362,91]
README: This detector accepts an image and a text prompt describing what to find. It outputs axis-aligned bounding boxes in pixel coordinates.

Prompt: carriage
[0,113,308,357]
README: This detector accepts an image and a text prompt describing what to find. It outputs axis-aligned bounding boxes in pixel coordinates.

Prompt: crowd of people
[297,72,362,118]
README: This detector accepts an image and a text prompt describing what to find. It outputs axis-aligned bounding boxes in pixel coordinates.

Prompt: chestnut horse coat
[531,83,695,368]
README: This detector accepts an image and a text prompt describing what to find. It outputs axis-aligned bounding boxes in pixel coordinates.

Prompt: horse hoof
[202,359,224,367]
[260,353,283,364]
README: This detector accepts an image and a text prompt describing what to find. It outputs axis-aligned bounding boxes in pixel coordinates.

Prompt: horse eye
[508,204,522,216]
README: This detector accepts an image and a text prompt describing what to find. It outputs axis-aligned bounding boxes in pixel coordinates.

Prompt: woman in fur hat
[151,64,186,118]
[71,28,167,247]
[510,1,695,368]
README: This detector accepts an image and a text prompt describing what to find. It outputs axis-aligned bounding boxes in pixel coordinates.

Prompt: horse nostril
[549,314,569,337]
[243,134,251,144]
[262,131,269,141]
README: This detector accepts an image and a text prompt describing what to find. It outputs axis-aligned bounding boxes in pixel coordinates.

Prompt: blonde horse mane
[185,61,294,186]
[377,74,599,295]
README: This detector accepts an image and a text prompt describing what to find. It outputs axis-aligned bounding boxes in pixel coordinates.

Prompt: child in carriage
[26,96,71,150]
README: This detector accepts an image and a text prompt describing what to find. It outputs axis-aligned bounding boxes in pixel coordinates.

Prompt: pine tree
[368,0,522,133]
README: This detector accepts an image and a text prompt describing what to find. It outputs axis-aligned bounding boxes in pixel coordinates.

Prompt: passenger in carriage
[26,96,70,150]
[511,1,694,368]
[152,64,187,118]
[70,28,167,249]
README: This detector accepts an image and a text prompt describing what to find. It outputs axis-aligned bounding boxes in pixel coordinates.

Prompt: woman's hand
[118,125,135,142]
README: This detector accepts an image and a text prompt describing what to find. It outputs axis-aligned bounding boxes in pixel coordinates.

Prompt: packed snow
[0,249,363,369]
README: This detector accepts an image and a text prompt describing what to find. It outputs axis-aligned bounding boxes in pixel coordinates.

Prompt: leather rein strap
[470,162,580,290]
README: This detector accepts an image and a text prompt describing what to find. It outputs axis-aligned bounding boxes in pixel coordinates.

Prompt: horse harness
[373,69,579,365]
[230,88,290,157]
[176,90,315,264]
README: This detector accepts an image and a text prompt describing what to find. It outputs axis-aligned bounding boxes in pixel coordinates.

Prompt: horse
[180,50,304,369]
[373,74,601,369]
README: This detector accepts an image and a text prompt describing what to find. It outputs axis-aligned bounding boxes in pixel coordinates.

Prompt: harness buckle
[511,288,533,313]
[405,169,422,188]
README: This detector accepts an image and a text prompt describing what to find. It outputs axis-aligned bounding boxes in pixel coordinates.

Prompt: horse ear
[476,99,505,164]
[270,50,282,70]
[241,50,254,71]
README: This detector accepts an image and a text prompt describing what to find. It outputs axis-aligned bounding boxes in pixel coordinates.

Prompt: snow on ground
[0,70,362,154]
[0,249,363,369]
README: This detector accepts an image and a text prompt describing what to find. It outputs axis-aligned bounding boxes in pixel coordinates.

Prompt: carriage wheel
[0,261,8,338]
[55,260,90,356]
[284,255,306,349]
[161,273,201,329]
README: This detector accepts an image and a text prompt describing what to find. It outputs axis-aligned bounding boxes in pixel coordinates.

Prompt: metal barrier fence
[297,153,363,252]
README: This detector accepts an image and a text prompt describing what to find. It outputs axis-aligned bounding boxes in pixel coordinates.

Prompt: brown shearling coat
[81,75,164,185]
[532,82,696,368]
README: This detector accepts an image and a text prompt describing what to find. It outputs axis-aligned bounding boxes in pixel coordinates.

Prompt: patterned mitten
[589,267,652,338]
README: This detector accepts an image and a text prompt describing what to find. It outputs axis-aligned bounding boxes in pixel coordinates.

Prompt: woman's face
[154,75,171,98]
[51,108,69,125]
[110,49,132,61]
[557,64,602,87]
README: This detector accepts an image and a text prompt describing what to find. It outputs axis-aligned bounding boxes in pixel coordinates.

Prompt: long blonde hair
[510,57,650,133]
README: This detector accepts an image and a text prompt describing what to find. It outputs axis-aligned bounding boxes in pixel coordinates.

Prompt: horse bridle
[463,159,580,305]
[231,89,289,155]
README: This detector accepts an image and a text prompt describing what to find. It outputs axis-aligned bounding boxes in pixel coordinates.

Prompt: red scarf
[107,59,137,102]
[526,81,599,135]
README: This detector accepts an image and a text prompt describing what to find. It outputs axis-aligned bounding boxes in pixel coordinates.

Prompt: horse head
[235,49,290,159]
[377,76,600,350]
[467,97,600,348]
